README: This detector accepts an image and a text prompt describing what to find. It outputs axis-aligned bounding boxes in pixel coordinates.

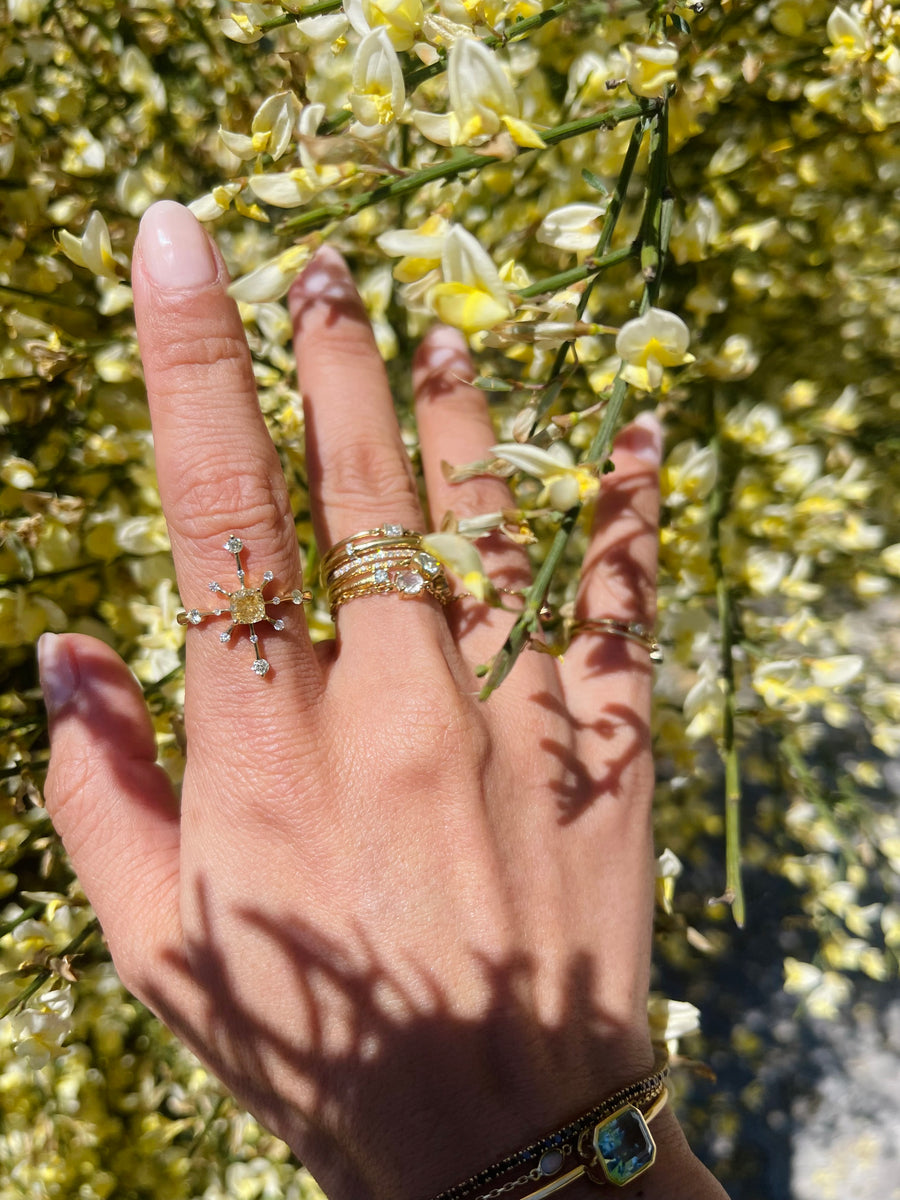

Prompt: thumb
[38,633,183,991]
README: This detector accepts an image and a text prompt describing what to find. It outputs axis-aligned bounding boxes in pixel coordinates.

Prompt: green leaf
[666,13,691,35]
[473,375,514,392]
[581,168,608,195]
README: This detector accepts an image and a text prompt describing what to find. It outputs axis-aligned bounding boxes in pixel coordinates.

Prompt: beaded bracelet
[425,1059,669,1200]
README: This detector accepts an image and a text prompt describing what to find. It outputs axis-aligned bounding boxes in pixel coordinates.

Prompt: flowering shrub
[1,0,899,1193]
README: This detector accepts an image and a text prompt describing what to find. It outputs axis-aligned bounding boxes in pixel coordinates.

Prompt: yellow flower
[413,38,544,148]
[419,532,493,600]
[346,0,423,51]
[427,226,514,335]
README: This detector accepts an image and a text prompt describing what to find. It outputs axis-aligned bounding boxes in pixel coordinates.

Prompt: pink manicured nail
[138,200,218,289]
[38,633,78,716]
[631,412,664,464]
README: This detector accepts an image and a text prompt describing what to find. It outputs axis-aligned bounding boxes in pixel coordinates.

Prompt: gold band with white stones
[322,524,453,616]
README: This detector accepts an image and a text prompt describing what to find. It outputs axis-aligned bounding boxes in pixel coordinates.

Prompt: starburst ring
[176,535,311,677]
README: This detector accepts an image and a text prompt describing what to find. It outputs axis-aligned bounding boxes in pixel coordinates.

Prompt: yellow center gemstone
[230,588,267,623]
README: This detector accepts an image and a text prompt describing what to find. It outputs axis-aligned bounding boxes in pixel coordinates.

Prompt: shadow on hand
[144,877,652,1200]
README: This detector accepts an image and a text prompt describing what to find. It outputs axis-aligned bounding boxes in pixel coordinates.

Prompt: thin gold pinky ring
[569,618,663,663]
[176,535,311,677]
[321,523,453,616]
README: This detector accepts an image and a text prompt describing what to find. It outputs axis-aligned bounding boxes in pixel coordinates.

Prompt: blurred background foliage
[1,0,898,1196]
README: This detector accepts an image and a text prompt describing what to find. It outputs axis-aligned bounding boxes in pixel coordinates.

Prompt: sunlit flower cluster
[2,0,899,1190]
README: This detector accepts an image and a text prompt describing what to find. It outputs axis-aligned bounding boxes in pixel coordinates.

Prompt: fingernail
[631,412,664,464]
[38,633,78,717]
[416,324,471,371]
[138,200,218,290]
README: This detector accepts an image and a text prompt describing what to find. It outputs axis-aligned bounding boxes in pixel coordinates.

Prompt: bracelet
[426,1059,669,1200]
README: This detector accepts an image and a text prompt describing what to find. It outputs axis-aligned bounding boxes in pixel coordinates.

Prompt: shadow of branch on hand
[145,878,653,1200]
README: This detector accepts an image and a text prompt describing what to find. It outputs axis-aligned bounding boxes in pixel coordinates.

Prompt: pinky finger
[38,634,183,992]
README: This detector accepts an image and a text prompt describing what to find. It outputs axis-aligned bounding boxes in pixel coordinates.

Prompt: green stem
[516,245,636,300]
[0,917,101,1019]
[277,102,644,236]
[259,1,342,33]
[480,99,672,698]
[709,407,745,928]
[522,110,650,431]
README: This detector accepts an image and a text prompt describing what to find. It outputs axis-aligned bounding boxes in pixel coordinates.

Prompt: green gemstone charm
[591,1104,657,1186]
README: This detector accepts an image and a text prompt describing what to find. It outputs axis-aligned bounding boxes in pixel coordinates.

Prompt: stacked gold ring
[321,523,453,616]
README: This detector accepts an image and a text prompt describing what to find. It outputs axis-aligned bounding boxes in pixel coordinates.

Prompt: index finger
[132,202,322,741]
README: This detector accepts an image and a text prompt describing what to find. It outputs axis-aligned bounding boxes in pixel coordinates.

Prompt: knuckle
[317,437,418,526]
[150,324,253,400]
[167,449,291,545]
[366,671,490,784]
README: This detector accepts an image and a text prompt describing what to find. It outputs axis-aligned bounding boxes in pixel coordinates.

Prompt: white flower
[246,170,318,208]
[350,27,406,136]
[188,183,243,222]
[661,440,718,507]
[413,37,544,149]
[62,127,106,176]
[622,42,678,98]
[296,12,350,42]
[57,211,120,280]
[221,90,301,161]
[537,203,608,253]
[826,5,867,59]
[491,441,599,511]
[744,548,792,596]
[376,213,450,282]
[228,244,313,303]
[809,655,864,689]
[616,307,694,390]
[219,4,275,43]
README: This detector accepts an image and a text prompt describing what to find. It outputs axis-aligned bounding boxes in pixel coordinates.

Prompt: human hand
[39,202,727,1200]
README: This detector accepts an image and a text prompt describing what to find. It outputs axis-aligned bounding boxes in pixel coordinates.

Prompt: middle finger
[288,249,449,658]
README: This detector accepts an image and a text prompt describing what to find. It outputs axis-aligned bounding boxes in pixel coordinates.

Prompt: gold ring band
[569,618,663,663]
[322,523,453,615]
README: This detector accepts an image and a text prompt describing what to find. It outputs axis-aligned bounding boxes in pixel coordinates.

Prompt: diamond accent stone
[252,658,270,676]
[209,581,221,592]
[214,608,225,615]
[273,619,285,631]
[220,631,232,643]
[383,523,404,537]
[374,567,390,585]
[263,570,274,583]
[291,589,305,604]
[396,570,424,595]
[231,588,267,623]
[225,536,243,553]
[187,609,203,625]
[417,552,440,578]
[271,595,280,605]
[249,632,259,644]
